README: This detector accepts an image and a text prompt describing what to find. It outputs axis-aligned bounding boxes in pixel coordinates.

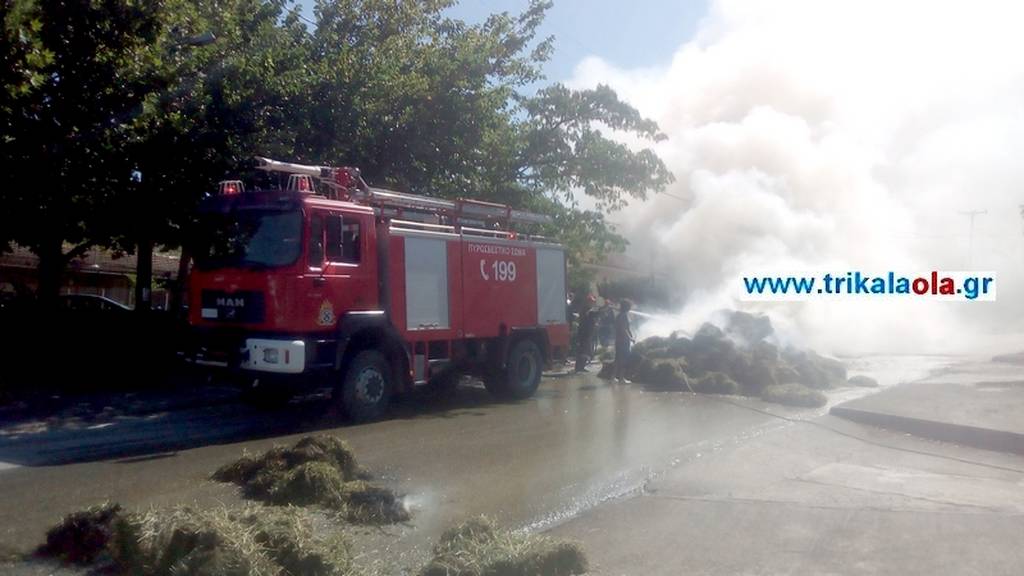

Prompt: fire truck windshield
[193,208,302,270]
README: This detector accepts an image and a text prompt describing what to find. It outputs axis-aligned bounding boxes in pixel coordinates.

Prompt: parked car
[58,293,132,314]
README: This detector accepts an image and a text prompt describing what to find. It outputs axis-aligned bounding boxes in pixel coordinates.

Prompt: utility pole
[958,209,987,268]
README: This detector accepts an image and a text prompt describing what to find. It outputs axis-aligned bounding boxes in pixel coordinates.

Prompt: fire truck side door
[319,210,377,322]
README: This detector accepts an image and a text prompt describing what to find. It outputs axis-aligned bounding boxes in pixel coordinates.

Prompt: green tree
[119,0,311,310]
[0,0,311,306]
[1,0,164,304]
[1,0,671,307]
[298,0,672,275]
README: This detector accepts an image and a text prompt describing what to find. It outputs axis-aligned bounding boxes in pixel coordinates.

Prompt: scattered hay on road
[212,435,409,524]
[420,517,588,576]
[634,359,690,390]
[37,504,357,576]
[35,502,122,565]
[760,383,827,408]
[692,371,740,395]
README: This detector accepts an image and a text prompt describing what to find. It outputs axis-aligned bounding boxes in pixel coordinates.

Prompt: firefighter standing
[598,301,614,349]
[575,294,599,372]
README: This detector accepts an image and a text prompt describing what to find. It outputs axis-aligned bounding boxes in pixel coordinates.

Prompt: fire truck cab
[186,158,569,421]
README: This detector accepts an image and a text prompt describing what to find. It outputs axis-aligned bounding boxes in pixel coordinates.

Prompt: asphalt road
[2,357,1021,574]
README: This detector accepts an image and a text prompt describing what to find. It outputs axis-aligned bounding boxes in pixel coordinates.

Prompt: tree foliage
[0,0,673,300]
[1,0,164,298]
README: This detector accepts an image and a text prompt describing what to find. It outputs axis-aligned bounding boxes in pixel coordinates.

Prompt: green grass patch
[420,517,588,576]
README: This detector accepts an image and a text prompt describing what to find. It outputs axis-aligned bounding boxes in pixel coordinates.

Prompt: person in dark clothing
[575,295,599,372]
[598,302,614,348]
[613,300,634,382]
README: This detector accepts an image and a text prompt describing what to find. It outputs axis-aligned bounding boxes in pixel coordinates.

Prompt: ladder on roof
[254,156,552,227]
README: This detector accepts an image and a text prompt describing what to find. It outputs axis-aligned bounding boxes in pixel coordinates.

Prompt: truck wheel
[485,338,542,400]
[337,350,392,422]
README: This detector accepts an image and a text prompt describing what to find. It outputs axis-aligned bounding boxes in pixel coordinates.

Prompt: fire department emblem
[317,300,336,327]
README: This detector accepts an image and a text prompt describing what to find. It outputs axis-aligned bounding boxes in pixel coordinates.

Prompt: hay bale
[773,364,802,384]
[665,334,692,358]
[761,383,827,408]
[724,311,774,344]
[213,437,359,488]
[632,335,669,357]
[420,517,588,576]
[815,354,847,384]
[288,436,359,479]
[692,372,740,395]
[783,350,847,389]
[643,361,690,390]
[631,356,657,382]
[732,356,777,395]
[340,481,411,524]
[212,435,406,525]
[268,461,347,507]
[109,505,354,576]
[240,507,353,576]
[693,322,726,344]
[36,503,122,565]
[685,324,739,377]
[437,516,497,546]
[210,452,264,485]
[630,313,848,401]
[751,340,779,363]
[847,375,879,388]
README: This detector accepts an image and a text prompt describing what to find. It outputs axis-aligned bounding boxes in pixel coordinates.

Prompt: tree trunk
[170,246,191,319]
[134,235,153,314]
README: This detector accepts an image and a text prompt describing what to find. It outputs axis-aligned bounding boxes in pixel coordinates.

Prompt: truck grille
[199,290,265,323]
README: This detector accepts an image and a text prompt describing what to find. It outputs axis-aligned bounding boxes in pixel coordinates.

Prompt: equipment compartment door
[461,239,537,338]
[536,247,566,325]
[404,236,450,330]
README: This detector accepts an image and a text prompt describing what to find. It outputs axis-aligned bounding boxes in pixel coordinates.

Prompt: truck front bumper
[240,338,306,374]
[182,329,337,375]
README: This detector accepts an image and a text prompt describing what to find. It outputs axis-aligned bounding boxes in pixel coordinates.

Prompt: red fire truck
[186,157,569,421]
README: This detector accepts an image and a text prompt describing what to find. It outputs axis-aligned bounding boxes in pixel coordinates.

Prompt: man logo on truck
[216,297,245,307]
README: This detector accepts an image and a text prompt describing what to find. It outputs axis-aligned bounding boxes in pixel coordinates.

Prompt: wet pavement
[551,411,1024,575]
[832,358,1024,454]
[0,369,786,569]
[2,355,1019,574]
[552,358,1024,575]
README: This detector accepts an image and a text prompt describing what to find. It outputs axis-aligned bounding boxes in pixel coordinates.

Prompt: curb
[829,405,1024,456]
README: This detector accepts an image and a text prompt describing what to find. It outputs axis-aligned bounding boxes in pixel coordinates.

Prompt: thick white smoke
[568,0,1024,355]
